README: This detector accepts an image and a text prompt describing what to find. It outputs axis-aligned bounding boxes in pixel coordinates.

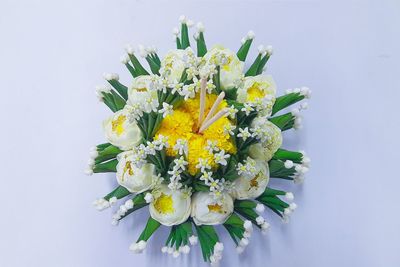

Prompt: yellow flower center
[122,161,134,179]
[207,203,223,213]
[250,175,259,188]
[222,57,232,71]
[112,115,126,136]
[154,193,174,214]
[247,82,265,102]
[155,93,236,175]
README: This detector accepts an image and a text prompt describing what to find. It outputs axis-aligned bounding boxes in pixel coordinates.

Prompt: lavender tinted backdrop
[0,0,399,266]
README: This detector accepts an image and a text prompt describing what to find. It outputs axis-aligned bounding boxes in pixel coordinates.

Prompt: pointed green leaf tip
[137,217,161,242]
[104,185,130,201]
[237,30,255,61]
[269,112,296,131]
[245,53,262,76]
[196,24,207,57]
[126,49,149,76]
[96,86,125,112]
[93,158,118,173]
[272,92,305,115]
[195,224,219,262]
[181,23,190,49]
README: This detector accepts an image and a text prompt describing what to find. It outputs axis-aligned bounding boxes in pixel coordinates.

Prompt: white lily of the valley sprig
[223,124,236,135]
[237,127,251,141]
[227,105,238,119]
[196,158,212,173]
[199,171,213,182]
[159,102,174,118]
[241,103,254,115]
[205,140,219,153]
[213,150,230,166]
[173,139,188,155]
[236,157,257,177]
[153,135,169,150]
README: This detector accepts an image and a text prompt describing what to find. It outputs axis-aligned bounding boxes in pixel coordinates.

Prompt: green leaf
[104,185,130,201]
[256,54,271,75]
[258,196,289,209]
[176,37,182,49]
[245,54,262,77]
[138,217,161,242]
[109,90,126,110]
[224,87,238,100]
[118,194,148,221]
[93,159,118,173]
[268,159,295,179]
[213,66,221,93]
[219,154,239,181]
[145,55,160,75]
[107,79,128,100]
[269,112,295,131]
[195,224,219,262]
[96,143,111,151]
[128,53,150,76]
[196,32,207,57]
[181,23,190,49]
[95,144,122,164]
[224,213,245,227]
[272,148,303,163]
[235,200,257,209]
[237,38,253,61]
[234,206,260,229]
[272,92,305,116]
[100,92,118,112]
[262,187,286,197]
[124,62,137,78]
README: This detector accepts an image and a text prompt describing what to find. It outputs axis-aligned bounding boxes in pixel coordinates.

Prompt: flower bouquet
[86,16,311,265]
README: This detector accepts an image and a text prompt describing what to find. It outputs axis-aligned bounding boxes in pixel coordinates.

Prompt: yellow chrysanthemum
[155,93,236,175]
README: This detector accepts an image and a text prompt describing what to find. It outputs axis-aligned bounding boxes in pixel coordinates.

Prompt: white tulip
[203,46,244,90]
[149,184,191,226]
[232,161,270,200]
[128,75,157,106]
[237,75,276,103]
[248,117,282,162]
[102,107,142,150]
[160,48,196,83]
[191,192,233,225]
[116,151,157,193]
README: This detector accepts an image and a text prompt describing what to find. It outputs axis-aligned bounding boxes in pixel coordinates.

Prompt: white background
[1,0,399,266]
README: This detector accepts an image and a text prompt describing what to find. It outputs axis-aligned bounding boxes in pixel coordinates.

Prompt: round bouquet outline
[87,15,311,265]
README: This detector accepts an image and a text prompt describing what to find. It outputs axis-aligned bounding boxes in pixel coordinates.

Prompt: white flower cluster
[286,86,312,99]
[283,203,298,223]
[84,146,98,176]
[236,220,253,254]
[94,85,111,102]
[167,155,188,190]
[210,242,224,266]
[111,199,134,226]
[129,240,147,254]
[291,99,309,130]
[255,213,270,235]
[92,196,117,211]
[237,157,257,177]
[161,244,190,258]
[240,30,255,45]
[128,137,169,168]
[283,150,311,184]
